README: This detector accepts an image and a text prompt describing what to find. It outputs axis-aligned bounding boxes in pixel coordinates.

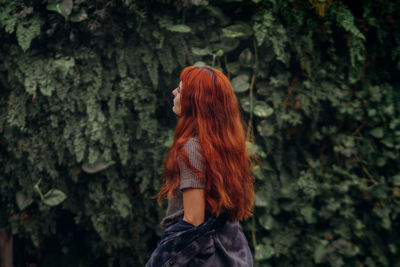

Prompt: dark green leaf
[370,127,384,138]
[259,214,275,230]
[220,37,240,53]
[167,24,191,33]
[300,206,316,224]
[254,101,274,118]
[61,0,73,16]
[255,191,268,207]
[393,175,400,186]
[82,155,115,174]
[46,3,63,14]
[191,47,212,56]
[69,9,88,22]
[314,241,328,264]
[194,61,206,67]
[222,23,252,39]
[231,74,249,93]
[16,16,41,52]
[239,48,253,67]
[16,191,33,210]
[43,189,67,207]
[46,0,73,18]
[239,96,251,112]
[215,49,224,57]
[255,243,274,260]
[257,120,274,137]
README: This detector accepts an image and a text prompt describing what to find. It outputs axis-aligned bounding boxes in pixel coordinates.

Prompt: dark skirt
[146,213,253,267]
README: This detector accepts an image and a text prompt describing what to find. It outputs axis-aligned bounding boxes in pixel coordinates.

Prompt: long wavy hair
[157,66,254,221]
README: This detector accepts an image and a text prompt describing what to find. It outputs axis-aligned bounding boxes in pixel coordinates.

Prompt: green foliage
[0,0,399,266]
[0,2,17,33]
[16,15,41,52]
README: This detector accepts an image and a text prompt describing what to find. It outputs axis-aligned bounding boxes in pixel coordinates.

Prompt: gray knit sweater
[160,137,205,227]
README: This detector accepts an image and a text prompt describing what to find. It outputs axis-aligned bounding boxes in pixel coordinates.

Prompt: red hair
[157,66,254,221]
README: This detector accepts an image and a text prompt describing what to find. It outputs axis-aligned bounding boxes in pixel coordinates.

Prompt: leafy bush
[0,0,399,266]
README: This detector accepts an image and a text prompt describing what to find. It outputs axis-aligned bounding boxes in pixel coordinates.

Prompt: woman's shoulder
[181,137,203,169]
[183,137,201,153]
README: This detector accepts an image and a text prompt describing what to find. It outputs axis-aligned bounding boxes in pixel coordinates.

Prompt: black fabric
[146,213,253,267]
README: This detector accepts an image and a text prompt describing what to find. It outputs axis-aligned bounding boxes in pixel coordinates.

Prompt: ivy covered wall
[0,0,399,266]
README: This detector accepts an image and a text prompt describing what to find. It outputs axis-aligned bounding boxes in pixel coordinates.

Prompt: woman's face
[172,81,182,116]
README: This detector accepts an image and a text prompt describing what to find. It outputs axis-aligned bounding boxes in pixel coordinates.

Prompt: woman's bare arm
[182,188,205,226]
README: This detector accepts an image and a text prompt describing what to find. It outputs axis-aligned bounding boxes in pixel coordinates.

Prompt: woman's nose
[172,88,177,96]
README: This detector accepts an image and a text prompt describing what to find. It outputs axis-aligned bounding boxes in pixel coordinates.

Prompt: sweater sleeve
[179,137,205,190]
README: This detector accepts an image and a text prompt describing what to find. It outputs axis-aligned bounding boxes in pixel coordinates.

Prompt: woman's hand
[182,188,205,226]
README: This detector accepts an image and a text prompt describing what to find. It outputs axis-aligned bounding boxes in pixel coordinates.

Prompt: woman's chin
[172,106,180,116]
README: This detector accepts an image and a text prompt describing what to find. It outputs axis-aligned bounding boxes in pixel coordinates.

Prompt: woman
[146,66,254,267]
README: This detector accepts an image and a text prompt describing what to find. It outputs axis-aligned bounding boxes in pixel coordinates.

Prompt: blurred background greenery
[0,0,399,266]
